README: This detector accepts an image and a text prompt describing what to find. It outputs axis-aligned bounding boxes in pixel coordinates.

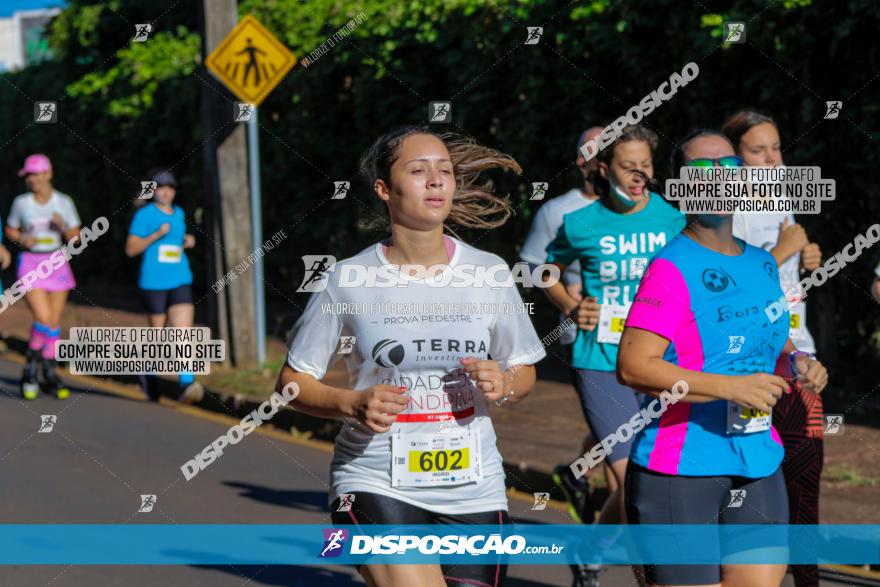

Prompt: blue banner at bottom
[2,525,878,565]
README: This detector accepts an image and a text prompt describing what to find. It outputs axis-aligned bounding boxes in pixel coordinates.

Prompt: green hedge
[1,0,878,396]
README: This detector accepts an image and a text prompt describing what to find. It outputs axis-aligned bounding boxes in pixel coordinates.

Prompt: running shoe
[139,374,161,402]
[178,381,204,405]
[21,350,40,400]
[41,358,70,400]
[571,563,602,587]
[552,464,588,524]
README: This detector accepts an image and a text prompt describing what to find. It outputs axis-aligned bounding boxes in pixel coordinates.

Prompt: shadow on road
[224,481,329,513]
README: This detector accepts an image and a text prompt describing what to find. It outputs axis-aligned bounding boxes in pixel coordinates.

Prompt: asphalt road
[0,357,820,586]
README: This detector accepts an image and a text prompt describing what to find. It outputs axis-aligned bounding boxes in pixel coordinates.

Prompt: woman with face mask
[542,124,685,585]
[5,154,81,400]
[277,126,545,587]
[617,128,828,587]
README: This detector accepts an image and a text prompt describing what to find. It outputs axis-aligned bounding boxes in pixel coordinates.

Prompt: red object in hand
[781,377,803,394]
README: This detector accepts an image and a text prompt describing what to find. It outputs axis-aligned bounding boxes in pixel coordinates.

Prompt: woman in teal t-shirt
[125,169,201,403]
[542,124,685,548]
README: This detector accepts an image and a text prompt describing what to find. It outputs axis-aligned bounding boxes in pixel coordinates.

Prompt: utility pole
[198,0,256,366]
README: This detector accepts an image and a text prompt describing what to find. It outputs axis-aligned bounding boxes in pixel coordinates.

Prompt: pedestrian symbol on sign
[205,15,298,106]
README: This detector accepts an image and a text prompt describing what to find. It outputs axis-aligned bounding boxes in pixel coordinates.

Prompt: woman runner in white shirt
[277,126,547,587]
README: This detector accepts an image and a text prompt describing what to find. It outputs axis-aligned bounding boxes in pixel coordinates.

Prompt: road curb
[0,346,562,500]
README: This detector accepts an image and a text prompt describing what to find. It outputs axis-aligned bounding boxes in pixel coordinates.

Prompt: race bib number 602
[391,429,481,488]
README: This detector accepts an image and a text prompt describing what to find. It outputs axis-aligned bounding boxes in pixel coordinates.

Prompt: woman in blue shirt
[618,129,828,587]
[126,169,201,403]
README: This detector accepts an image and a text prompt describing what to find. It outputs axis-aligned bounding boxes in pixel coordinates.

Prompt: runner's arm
[504,363,536,404]
[125,231,161,257]
[775,338,828,394]
[62,225,82,246]
[275,364,359,420]
[618,327,790,410]
[541,262,579,315]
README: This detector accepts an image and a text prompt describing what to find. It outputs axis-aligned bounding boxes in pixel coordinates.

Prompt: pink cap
[18,154,52,177]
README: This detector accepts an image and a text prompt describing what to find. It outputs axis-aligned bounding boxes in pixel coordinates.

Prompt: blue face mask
[607,172,639,209]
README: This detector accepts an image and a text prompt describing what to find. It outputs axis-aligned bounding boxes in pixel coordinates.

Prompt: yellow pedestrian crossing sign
[205,15,297,106]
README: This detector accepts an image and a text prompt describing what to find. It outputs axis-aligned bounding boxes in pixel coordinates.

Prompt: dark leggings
[330,491,510,587]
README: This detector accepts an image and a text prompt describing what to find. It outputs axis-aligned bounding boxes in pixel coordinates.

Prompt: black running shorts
[330,491,510,587]
[625,462,789,585]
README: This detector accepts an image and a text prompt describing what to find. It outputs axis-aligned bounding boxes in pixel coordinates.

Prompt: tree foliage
[1,0,878,393]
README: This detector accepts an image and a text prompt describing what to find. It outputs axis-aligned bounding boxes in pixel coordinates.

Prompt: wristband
[494,388,515,407]
[788,351,815,377]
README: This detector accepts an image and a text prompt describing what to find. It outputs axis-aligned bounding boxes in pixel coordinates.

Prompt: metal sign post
[247,108,266,365]
[205,14,297,366]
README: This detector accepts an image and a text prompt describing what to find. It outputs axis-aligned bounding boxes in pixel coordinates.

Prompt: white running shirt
[733,212,816,353]
[520,188,596,344]
[286,237,546,514]
[7,191,81,253]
